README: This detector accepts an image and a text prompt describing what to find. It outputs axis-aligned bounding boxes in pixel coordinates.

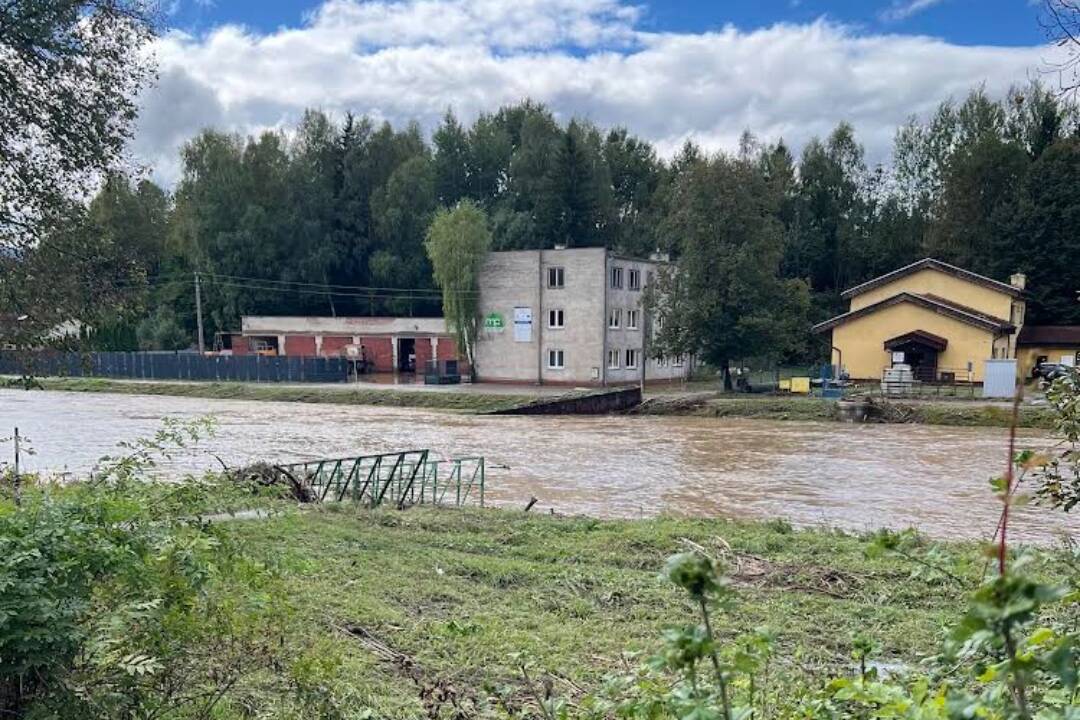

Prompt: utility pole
[194,271,205,355]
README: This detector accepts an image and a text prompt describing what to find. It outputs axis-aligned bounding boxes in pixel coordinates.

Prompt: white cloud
[880,0,948,22]
[134,0,1059,186]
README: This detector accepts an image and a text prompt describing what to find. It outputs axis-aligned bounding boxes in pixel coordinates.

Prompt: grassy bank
[11,376,537,413]
[639,394,1058,429]
[217,504,1023,717]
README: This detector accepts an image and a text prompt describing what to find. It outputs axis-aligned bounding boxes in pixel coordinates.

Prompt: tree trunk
[722,361,733,391]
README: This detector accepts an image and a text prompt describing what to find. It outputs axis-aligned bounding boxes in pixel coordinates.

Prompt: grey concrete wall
[487,387,643,415]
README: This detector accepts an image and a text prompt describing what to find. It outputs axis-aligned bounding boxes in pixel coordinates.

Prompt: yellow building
[1016,326,1080,378]
[812,259,1027,383]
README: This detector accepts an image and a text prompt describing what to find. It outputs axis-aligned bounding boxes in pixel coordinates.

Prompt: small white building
[474,247,691,385]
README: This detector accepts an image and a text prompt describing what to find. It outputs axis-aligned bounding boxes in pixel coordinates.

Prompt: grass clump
[18,376,537,413]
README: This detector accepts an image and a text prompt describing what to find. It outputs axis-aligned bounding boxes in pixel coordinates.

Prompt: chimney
[649,251,670,263]
[1010,272,1027,290]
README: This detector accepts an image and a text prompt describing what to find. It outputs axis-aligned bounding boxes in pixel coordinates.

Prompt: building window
[627,309,639,330]
[548,309,564,329]
[608,308,622,329]
[655,315,665,331]
[547,349,565,369]
[628,269,641,291]
[607,349,620,369]
[625,349,639,370]
[610,266,623,289]
[673,354,685,367]
[547,267,564,289]
[656,356,667,367]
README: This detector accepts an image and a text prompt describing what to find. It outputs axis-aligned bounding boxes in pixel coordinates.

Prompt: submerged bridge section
[271,450,485,509]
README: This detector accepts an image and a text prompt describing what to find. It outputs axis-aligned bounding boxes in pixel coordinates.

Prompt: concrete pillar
[391,336,399,372]
[315,335,323,357]
[430,337,438,364]
[277,335,286,355]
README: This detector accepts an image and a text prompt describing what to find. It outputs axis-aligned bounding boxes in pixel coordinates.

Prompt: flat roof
[241,316,448,336]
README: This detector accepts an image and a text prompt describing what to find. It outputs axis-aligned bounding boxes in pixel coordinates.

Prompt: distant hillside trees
[28,83,1080,361]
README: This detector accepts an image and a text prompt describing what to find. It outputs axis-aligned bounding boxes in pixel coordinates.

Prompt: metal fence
[272,450,485,509]
[0,351,350,383]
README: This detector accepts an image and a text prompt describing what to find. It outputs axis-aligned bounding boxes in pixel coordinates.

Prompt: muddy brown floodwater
[1,389,1077,544]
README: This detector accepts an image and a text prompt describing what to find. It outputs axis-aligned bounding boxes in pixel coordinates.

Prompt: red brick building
[229,316,461,373]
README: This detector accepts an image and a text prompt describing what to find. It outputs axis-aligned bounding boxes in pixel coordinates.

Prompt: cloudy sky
[136,0,1063,185]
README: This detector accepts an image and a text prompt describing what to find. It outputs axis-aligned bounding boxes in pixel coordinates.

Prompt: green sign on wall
[484,312,505,332]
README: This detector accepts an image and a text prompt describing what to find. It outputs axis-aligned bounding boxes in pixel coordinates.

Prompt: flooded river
[2,389,1076,544]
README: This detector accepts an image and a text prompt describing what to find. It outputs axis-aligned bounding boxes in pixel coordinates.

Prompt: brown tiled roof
[812,292,1014,334]
[1016,325,1080,347]
[840,258,1024,300]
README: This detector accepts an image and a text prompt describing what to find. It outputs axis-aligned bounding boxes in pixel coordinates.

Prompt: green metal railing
[272,450,485,509]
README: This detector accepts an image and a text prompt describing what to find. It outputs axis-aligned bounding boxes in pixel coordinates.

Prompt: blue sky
[139,1,1058,185]
[167,0,1046,46]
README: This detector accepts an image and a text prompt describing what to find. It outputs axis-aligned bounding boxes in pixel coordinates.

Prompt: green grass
[219,505,1015,717]
[640,394,1057,429]
[16,376,537,413]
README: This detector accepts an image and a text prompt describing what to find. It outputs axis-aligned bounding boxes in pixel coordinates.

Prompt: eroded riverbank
[2,388,1075,543]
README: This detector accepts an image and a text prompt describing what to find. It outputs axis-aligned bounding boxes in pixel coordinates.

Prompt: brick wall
[358,337,394,371]
[230,334,249,356]
[414,337,433,373]
[320,335,353,357]
[283,335,316,357]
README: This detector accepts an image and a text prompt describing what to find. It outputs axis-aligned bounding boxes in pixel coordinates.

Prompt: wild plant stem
[999,392,1021,577]
[1003,622,1030,720]
[698,597,731,720]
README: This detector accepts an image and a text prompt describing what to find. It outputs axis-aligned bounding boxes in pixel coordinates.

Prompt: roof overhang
[1016,325,1080,347]
[839,258,1025,300]
[812,292,1014,334]
[883,330,948,352]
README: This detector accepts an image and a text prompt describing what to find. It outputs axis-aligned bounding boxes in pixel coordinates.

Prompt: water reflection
[1,389,1074,544]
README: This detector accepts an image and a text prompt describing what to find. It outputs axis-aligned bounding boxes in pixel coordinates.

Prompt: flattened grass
[224,505,1007,717]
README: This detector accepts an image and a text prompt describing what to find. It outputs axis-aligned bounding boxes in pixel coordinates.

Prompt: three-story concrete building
[474,247,691,385]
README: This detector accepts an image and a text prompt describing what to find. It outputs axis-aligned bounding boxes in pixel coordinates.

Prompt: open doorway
[397,338,416,373]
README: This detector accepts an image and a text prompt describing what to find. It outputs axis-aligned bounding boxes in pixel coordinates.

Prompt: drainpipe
[537,249,544,385]
[601,253,609,387]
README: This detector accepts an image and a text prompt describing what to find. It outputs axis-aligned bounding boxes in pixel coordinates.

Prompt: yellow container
[778,379,791,391]
[790,377,811,394]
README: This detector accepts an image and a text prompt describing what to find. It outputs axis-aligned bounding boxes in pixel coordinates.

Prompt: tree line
[8,84,1080,362]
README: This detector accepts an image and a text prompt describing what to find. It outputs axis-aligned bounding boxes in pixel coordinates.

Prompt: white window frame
[548,308,565,329]
[608,308,622,329]
[547,266,565,289]
[673,354,685,367]
[628,269,641,291]
[610,266,623,289]
[547,349,565,370]
[607,349,620,369]
[625,348,639,370]
[627,309,639,330]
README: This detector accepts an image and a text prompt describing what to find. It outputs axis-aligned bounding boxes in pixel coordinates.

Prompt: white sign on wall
[891,351,905,364]
[513,306,532,342]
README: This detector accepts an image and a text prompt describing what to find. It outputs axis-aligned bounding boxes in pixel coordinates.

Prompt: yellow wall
[1017,346,1080,378]
[832,301,999,381]
[849,268,1018,321]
